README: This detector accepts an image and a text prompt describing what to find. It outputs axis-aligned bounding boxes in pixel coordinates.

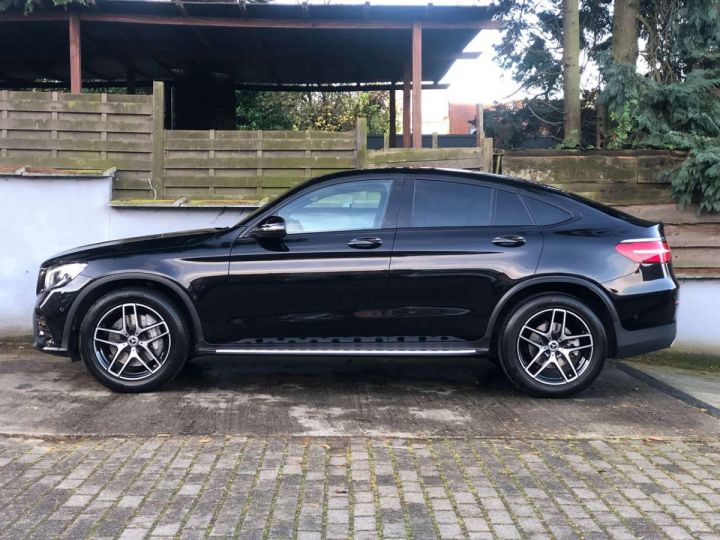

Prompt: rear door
[385,175,543,344]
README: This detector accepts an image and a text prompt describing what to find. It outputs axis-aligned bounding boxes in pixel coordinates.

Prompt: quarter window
[523,196,572,225]
[410,179,493,228]
[494,190,533,226]
[277,180,392,234]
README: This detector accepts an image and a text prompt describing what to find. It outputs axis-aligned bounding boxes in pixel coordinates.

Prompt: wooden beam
[403,62,411,149]
[389,86,397,148]
[412,23,422,149]
[69,13,82,93]
[0,11,505,30]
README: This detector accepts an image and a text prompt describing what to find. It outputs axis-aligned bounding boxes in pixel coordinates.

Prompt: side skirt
[197,343,487,357]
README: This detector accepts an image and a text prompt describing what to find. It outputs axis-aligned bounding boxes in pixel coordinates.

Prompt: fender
[480,275,621,345]
[61,271,205,350]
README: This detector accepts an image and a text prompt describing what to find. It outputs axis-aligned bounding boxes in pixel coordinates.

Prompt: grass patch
[629,349,720,374]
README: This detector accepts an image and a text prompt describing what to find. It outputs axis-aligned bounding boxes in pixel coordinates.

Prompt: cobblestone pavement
[1,435,719,540]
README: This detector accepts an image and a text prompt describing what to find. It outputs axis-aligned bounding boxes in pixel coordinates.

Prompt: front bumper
[33,275,90,356]
[614,321,677,358]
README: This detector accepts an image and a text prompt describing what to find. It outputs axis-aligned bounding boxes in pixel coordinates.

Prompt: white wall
[0,174,250,337]
[674,280,720,353]
[1,173,719,354]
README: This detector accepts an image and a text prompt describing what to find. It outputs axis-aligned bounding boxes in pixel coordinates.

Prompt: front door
[386,175,543,344]
[212,176,402,345]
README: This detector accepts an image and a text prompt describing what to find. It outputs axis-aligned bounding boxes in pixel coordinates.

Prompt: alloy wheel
[515,308,594,386]
[92,303,171,381]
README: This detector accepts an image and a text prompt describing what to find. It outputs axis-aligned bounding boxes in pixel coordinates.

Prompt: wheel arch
[62,272,204,355]
[484,276,619,357]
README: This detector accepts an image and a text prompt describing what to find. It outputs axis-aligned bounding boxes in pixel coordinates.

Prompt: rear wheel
[498,294,606,397]
[79,288,189,392]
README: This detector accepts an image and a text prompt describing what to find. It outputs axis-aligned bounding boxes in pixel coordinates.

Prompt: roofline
[0,11,502,30]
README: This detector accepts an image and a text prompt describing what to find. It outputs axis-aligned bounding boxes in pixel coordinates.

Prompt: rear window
[523,196,572,225]
[494,190,533,226]
[410,179,493,227]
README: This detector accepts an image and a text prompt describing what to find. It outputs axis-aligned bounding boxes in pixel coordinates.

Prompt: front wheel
[498,294,607,398]
[78,288,189,392]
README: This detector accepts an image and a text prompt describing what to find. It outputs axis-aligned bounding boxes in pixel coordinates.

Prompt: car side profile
[34,168,678,397]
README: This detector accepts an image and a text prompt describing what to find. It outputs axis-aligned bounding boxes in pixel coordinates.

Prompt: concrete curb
[617,361,720,419]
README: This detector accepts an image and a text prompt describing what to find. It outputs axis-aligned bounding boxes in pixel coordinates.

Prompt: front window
[277,179,393,234]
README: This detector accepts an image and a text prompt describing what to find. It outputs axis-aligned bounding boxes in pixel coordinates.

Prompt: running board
[202,344,485,357]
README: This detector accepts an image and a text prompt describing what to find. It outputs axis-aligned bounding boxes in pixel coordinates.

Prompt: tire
[78,287,189,392]
[498,294,607,398]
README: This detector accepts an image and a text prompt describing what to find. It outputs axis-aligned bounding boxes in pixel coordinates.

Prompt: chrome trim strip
[214,348,480,356]
[620,238,663,243]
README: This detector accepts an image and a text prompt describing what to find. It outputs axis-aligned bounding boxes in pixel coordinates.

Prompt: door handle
[492,235,526,247]
[348,237,383,249]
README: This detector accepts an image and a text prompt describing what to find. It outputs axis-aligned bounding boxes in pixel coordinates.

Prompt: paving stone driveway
[1,347,720,539]
[1,435,719,539]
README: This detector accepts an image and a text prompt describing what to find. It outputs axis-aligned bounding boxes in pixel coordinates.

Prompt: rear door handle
[348,237,383,249]
[492,235,526,247]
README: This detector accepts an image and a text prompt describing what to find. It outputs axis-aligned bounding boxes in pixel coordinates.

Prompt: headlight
[43,263,87,291]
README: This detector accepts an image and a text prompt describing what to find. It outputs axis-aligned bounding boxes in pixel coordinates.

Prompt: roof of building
[0,1,498,89]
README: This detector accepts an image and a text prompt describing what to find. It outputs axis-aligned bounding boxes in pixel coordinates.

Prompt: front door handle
[492,235,526,247]
[348,237,383,249]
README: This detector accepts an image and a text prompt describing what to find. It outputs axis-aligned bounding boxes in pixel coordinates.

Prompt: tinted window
[523,196,572,225]
[494,190,533,226]
[278,180,392,234]
[410,180,492,228]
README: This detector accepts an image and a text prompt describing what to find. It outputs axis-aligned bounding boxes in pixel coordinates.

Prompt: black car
[33,168,678,396]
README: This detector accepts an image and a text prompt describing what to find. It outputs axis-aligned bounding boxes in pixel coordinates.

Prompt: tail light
[615,239,672,264]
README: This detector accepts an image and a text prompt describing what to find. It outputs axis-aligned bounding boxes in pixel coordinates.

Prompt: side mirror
[253,216,287,239]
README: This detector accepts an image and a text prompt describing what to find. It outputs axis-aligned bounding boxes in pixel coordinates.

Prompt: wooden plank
[619,204,720,224]
[163,138,354,151]
[0,118,153,133]
[368,148,483,163]
[637,154,684,183]
[0,156,152,170]
[664,224,720,248]
[0,10,504,29]
[503,155,638,184]
[0,138,149,153]
[403,63,411,149]
[412,23,422,149]
[69,14,82,94]
[671,248,720,269]
[163,156,356,169]
[151,81,165,198]
[0,99,152,115]
[369,158,484,169]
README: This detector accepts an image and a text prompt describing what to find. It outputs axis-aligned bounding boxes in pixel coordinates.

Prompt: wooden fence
[501,150,719,278]
[0,84,493,200]
[0,89,154,197]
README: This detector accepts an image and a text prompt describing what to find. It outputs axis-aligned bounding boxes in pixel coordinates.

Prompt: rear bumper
[614,322,677,358]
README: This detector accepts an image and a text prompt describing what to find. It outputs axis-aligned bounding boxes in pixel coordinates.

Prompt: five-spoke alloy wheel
[79,288,189,392]
[499,294,606,397]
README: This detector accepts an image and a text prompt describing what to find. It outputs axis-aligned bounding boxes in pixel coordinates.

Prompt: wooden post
[475,103,484,146]
[412,23,422,149]
[151,81,166,199]
[403,63,411,149]
[389,86,397,148]
[68,13,82,94]
[432,132,438,149]
[355,116,368,170]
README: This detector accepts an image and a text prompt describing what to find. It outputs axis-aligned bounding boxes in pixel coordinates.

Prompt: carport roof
[0,0,499,89]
